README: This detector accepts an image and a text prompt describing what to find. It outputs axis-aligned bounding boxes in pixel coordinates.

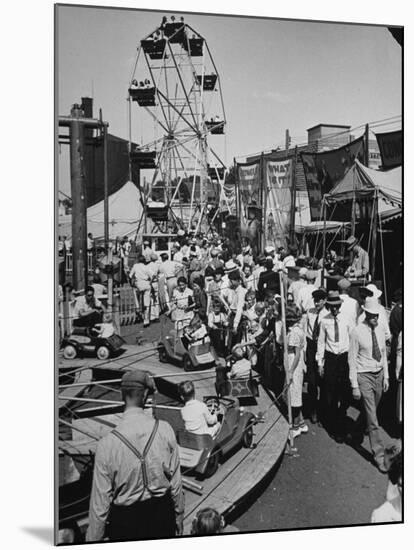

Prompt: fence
[59,284,139,339]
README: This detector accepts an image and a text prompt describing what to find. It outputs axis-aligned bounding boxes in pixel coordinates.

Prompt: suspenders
[112,420,159,494]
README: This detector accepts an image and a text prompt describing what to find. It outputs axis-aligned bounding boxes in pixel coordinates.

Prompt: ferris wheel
[128,16,229,235]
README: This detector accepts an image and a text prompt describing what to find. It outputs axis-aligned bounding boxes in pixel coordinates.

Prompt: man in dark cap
[304,288,328,423]
[86,370,184,542]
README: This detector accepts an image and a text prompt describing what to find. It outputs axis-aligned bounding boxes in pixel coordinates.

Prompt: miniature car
[61,327,125,360]
[154,395,257,479]
[178,396,257,478]
[158,325,218,371]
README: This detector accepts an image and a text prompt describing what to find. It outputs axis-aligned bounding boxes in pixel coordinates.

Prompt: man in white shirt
[288,267,308,305]
[348,297,389,472]
[142,240,153,264]
[358,284,391,342]
[129,255,152,327]
[282,245,297,272]
[304,288,329,423]
[226,270,247,346]
[317,290,355,442]
[296,270,318,314]
[73,286,105,328]
[158,253,179,300]
[337,278,359,325]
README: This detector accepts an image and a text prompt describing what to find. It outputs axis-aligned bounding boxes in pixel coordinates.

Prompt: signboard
[301,135,366,220]
[265,159,292,248]
[237,161,262,254]
[375,130,402,169]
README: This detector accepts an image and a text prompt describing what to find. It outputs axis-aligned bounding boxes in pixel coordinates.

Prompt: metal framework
[128,20,229,235]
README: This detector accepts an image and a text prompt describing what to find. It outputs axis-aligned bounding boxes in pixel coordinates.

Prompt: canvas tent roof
[326,159,402,208]
[58,181,143,240]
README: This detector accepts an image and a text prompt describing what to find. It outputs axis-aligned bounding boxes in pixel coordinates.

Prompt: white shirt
[288,279,307,304]
[180,400,218,435]
[283,255,296,270]
[158,260,179,279]
[230,358,251,379]
[316,311,354,365]
[358,304,391,341]
[129,262,151,289]
[296,284,317,314]
[304,307,329,341]
[339,293,359,326]
[226,285,247,330]
[348,322,389,389]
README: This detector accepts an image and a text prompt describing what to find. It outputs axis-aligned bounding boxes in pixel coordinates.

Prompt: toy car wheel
[158,345,169,363]
[63,345,77,360]
[183,354,194,372]
[242,425,254,448]
[96,346,110,360]
[204,450,220,478]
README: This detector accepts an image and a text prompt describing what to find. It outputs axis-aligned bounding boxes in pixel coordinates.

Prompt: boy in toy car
[178,380,221,437]
[229,346,252,379]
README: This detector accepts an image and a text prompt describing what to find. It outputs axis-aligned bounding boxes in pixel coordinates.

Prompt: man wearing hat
[87,370,184,542]
[316,290,355,442]
[344,235,369,278]
[337,278,359,325]
[348,297,389,472]
[129,256,153,327]
[296,270,318,314]
[359,284,391,341]
[142,239,153,264]
[158,252,179,301]
[304,288,328,423]
[223,270,247,346]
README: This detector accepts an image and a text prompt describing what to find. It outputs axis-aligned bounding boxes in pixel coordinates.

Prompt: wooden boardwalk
[58,344,289,534]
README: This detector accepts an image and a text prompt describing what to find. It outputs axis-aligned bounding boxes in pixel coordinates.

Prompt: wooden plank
[58,344,289,535]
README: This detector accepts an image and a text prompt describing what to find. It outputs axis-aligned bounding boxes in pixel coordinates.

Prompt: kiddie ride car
[158,322,219,372]
[61,326,125,360]
[154,395,257,479]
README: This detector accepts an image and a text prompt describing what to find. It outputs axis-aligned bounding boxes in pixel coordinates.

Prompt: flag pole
[279,270,294,450]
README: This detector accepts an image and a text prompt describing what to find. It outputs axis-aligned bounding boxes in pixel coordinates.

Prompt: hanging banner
[265,159,292,248]
[237,161,262,254]
[301,135,366,221]
[375,130,402,169]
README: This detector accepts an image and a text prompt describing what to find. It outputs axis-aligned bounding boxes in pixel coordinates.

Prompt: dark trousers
[323,351,350,436]
[305,339,322,418]
[107,492,176,541]
[73,310,102,328]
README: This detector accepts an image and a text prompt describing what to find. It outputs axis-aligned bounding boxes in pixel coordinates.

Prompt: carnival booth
[322,159,402,304]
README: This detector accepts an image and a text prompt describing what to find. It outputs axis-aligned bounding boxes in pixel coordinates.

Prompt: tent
[58,181,143,240]
[325,159,401,214]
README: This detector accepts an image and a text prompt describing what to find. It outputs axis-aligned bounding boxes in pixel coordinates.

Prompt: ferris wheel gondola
[128,18,229,237]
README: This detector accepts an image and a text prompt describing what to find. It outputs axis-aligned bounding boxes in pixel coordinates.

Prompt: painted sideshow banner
[301,135,366,220]
[265,159,292,249]
[237,161,262,254]
[375,130,402,169]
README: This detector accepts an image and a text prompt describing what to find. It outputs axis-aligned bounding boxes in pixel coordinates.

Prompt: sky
[57,5,402,195]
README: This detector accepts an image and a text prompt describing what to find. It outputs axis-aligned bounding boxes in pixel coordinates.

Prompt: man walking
[129,255,152,327]
[304,288,328,423]
[86,370,184,542]
[348,297,389,472]
[316,290,354,442]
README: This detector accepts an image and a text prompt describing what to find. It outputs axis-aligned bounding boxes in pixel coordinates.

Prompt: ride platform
[58,342,289,535]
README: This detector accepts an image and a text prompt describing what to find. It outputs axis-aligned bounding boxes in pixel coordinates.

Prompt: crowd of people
[63,230,402,542]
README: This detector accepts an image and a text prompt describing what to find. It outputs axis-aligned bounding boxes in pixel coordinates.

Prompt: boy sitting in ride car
[178,380,221,437]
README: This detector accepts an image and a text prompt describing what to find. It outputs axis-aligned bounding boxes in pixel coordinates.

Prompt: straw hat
[326,290,342,307]
[363,297,381,315]
[365,283,382,299]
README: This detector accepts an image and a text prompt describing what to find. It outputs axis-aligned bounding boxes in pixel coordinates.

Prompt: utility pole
[69,104,88,291]
[285,129,291,155]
